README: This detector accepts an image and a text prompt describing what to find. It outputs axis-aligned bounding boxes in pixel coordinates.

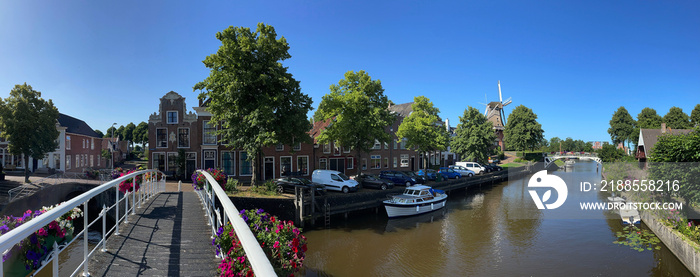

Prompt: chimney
[445,118,450,132]
[661,123,666,133]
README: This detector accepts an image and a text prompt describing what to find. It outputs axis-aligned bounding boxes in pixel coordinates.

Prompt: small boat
[607,196,626,203]
[565,160,575,167]
[620,208,641,225]
[383,185,447,218]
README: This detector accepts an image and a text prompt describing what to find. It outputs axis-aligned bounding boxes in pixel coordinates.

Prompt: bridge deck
[90,191,219,276]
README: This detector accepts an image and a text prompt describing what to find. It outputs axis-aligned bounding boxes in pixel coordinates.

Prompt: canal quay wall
[227,164,540,226]
[642,211,700,276]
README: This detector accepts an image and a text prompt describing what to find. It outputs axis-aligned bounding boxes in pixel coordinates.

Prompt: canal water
[300,161,693,276]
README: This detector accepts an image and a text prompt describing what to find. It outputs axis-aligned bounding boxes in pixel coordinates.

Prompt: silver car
[448,165,475,177]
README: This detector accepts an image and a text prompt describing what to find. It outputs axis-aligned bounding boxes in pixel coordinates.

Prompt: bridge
[543,152,601,168]
[0,170,275,276]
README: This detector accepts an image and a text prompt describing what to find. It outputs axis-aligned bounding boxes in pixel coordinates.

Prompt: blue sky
[1,1,698,143]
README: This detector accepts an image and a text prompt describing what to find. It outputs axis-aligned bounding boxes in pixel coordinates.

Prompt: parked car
[455,161,486,175]
[403,171,426,184]
[356,174,395,190]
[438,167,462,179]
[487,163,503,171]
[274,177,326,195]
[312,170,359,193]
[448,165,475,177]
[416,169,438,181]
[379,170,417,186]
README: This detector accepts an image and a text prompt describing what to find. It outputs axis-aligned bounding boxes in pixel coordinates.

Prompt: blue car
[417,169,438,181]
[379,170,417,186]
[438,167,462,179]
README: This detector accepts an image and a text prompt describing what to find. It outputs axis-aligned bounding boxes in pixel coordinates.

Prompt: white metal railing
[0,169,166,276]
[195,170,276,276]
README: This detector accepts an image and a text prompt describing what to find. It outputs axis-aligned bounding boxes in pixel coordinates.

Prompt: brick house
[148,91,423,182]
[1,113,105,173]
[636,123,693,167]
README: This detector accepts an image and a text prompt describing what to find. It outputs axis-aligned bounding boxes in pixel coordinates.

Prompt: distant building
[636,123,693,167]
[590,141,603,150]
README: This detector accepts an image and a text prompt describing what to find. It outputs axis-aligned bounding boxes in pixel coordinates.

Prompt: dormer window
[167,111,178,124]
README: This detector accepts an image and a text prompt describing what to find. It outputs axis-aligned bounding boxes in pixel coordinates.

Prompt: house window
[400,138,407,149]
[168,153,178,172]
[372,140,381,150]
[276,144,284,151]
[152,153,165,171]
[204,150,216,169]
[97,154,100,167]
[384,142,389,150]
[280,156,292,176]
[90,155,94,167]
[156,128,167,148]
[323,143,330,154]
[393,157,398,168]
[76,155,80,168]
[54,155,61,169]
[203,121,217,145]
[66,136,71,150]
[362,158,367,170]
[293,143,301,151]
[384,157,389,168]
[370,155,381,169]
[222,152,235,176]
[333,142,341,156]
[167,111,178,124]
[66,155,71,170]
[297,156,309,175]
[343,147,350,153]
[400,154,409,167]
[319,158,327,170]
[240,151,252,176]
[178,128,190,148]
[393,140,397,149]
[347,157,354,169]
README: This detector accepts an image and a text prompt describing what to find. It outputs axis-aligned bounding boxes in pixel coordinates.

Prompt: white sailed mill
[479,81,512,152]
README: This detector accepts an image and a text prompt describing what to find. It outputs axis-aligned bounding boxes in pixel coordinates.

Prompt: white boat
[383,185,448,218]
[620,208,641,225]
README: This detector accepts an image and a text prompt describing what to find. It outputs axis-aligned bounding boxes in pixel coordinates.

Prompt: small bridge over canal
[544,152,601,168]
[0,170,276,277]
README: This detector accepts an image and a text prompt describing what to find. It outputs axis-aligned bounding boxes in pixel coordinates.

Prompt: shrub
[213,209,306,276]
[225,179,240,193]
[249,181,279,196]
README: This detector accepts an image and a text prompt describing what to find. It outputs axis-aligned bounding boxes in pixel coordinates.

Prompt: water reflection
[301,161,692,276]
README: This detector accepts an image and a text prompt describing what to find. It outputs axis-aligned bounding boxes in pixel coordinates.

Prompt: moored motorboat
[383,185,447,218]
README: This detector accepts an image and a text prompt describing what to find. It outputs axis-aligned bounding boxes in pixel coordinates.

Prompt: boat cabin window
[416,198,423,202]
[420,191,428,195]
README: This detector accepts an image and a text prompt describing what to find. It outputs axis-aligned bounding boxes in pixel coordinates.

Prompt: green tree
[133,122,148,147]
[608,106,636,150]
[101,149,112,168]
[648,127,700,204]
[663,106,691,129]
[632,107,663,146]
[123,122,136,148]
[194,23,313,185]
[451,106,495,163]
[548,137,562,152]
[116,125,125,140]
[105,126,117,138]
[314,70,394,176]
[691,104,700,127]
[0,84,60,182]
[504,105,544,151]
[597,143,624,163]
[94,130,104,138]
[396,96,449,168]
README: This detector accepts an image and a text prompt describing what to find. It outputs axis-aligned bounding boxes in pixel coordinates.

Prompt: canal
[300,161,693,276]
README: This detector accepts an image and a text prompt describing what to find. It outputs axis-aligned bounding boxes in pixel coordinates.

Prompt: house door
[203,150,216,169]
[329,158,345,174]
[410,157,415,171]
[264,157,274,180]
[185,153,196,181]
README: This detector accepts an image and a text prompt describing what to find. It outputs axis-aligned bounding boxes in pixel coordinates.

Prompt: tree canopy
[0,83,60,182]
[396,96,449,167]
[194,23,312,185]
[637,107,662,129]
[692,104,700,127]
[451,106,495,163]
[648,127,700,204]
[663,106,691,129]
[94,130,104,138]
[504,105,544,151]
[133,122,149,146]
[105,126,117,138]
[314,70,394,175]
[608,106,636,148]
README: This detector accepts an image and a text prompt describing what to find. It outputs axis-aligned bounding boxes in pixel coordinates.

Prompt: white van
[311,170,359,193]
[455,161,486,175]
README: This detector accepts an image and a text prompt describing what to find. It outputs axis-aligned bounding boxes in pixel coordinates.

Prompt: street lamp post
[111,123,117,171]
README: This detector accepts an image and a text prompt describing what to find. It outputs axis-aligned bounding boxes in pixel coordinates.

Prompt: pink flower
[37,228,48,236]
[273,241,280,248]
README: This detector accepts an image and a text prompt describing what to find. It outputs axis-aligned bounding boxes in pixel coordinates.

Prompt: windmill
[484,80,512,151]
